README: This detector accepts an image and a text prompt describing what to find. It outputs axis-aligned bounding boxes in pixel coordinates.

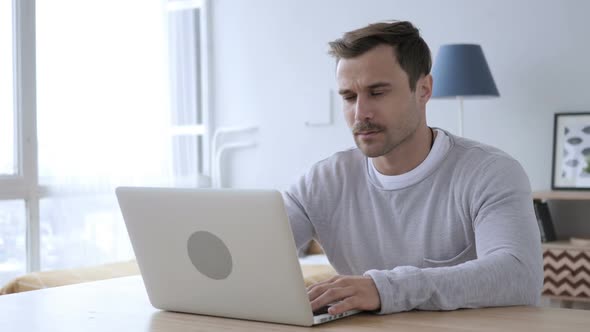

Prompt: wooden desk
[0,276,589,331]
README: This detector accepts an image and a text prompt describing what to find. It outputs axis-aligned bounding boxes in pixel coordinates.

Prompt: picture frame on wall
[552,112,590,190]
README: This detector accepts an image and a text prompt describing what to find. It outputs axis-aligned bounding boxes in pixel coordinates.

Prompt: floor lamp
[431,44,500,136]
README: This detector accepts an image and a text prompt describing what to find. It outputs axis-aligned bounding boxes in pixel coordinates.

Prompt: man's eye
[343,95,356,102]
[371,91,384,96]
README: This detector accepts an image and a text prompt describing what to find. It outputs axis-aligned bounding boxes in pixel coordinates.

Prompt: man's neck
[372,126,435,176]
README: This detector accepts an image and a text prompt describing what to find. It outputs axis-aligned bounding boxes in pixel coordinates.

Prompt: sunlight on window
[36,0,175,270]
[0,201,26,287]
[84,212,116,254]
[37,0,172,184]
[0,0,16,176]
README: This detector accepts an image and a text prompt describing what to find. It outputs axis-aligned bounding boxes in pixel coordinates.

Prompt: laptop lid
[116,187,315,326]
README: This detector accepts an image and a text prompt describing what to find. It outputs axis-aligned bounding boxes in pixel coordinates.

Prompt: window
[0,0,33,287]
[0,201,26,285]
[0,0,211,285]
[0,0,16,176]
[35,0,174,270]
[167,0,211,187]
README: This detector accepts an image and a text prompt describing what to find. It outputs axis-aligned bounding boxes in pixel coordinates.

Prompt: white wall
[209,0,590,191]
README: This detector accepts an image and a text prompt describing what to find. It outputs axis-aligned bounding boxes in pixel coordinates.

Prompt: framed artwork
[552,112,590,190]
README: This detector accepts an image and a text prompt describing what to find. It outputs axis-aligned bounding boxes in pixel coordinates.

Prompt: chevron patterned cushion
[543,246,590,299]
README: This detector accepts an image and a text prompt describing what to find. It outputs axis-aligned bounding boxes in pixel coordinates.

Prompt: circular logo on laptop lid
[187,231,233,280]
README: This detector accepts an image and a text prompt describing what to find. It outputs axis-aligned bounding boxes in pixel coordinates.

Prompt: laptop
[115,187,360,326]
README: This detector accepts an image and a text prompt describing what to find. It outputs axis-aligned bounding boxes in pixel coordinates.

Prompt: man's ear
[418,74,433,103]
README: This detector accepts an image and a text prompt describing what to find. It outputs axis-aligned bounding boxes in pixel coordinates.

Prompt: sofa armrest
[1,259,335,295]
[0,260,139,295]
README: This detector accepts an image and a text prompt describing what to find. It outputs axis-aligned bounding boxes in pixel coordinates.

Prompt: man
[283,21,543,316]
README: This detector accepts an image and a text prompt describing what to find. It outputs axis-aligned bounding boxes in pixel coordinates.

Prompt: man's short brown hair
[328,21,431,91]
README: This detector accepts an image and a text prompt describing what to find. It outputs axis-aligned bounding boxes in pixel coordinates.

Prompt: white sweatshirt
[283,128,543,314]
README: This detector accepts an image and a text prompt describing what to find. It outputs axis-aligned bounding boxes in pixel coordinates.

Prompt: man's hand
[307,275,381,315]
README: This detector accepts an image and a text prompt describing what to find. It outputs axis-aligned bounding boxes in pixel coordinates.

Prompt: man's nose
[354,96,373,122]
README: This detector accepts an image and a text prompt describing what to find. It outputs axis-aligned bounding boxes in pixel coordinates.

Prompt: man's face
[336,44,430,158]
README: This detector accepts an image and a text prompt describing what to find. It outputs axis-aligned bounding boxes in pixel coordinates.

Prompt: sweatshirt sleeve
[363,157,544,314]
[282,173,316,255]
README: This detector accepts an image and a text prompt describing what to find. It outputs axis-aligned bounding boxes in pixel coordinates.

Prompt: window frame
[0,0,212,274]
[0,0,41,272]
[167,0,213,183]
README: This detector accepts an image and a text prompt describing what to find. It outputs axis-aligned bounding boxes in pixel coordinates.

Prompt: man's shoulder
[445,133,528,188]
[449,134,519,169]
[289,148,366,198]
[305,147,366,178]
[316,147,364,165]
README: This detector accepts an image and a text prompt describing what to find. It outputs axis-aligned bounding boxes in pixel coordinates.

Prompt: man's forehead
[336,68,396,90]
[336,49,401,86]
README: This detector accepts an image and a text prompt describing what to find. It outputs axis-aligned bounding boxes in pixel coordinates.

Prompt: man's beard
[352,121,416,158]
[352,121,389,157]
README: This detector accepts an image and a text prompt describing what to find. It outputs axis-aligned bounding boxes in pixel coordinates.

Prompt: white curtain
[36,0,180,270]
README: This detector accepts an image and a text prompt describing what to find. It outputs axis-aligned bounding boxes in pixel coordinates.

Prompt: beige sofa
[0,241,332,295]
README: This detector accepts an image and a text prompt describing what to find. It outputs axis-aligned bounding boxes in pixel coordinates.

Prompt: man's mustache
[352,122,385,134]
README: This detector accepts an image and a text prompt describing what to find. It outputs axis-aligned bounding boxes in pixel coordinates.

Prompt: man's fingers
[327,296,358,315]
[310,286,355,312]
[307,276,344,302]
[308,276,381,314]
[306,275,339,292]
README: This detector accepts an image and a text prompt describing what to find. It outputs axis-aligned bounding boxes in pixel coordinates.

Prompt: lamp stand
[457,96,464,136]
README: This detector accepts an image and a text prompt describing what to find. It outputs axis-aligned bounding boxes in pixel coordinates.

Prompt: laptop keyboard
[313,306,330,316]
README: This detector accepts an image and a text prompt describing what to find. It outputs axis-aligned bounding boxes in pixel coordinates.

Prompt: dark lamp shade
[431,44,499,98]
